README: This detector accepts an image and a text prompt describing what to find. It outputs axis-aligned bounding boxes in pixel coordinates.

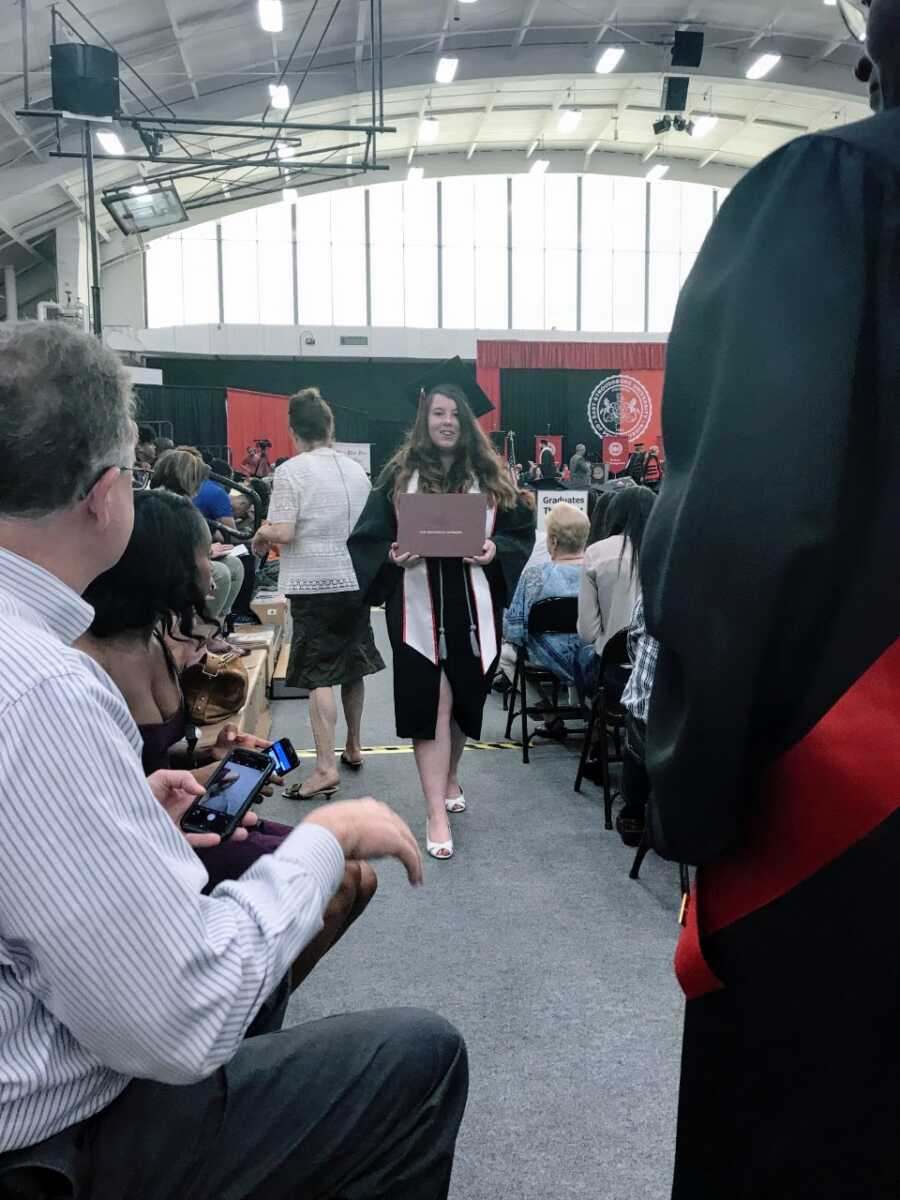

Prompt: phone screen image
[269,740,296,775]
[202,760,268,818]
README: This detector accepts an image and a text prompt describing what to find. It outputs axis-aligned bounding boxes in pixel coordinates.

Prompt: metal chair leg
[575,690,600,793]
[600,696,613,829]
[629,829,651,880]
[520,654,530,764]
[504,659,519,740]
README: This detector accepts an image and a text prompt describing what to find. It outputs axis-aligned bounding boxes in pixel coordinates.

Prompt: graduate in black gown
[350,360,534,860]
[641,3,900,1194]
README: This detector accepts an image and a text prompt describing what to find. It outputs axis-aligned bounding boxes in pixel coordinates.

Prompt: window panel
[581,176,614,252]
[544,175,576,250]
[147,237,184,328]
[258,241,294,324]
[648,253,680,331]
[581,248,613,332]
[475,246,507,330]
[297,192,333,324]
[512,246,543,330]
[681,184,714,252]
[545,248,576,330]
[442,178,475,328]
[403,180,437,328]
[649,181,682,252]
[473,177,508,328]
[181,236,218,324]
[330,190,366,326]
[222,238,260,324]
[613,178,647,251]
[612,250,645,333]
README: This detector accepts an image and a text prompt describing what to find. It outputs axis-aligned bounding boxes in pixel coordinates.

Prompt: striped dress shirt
[0,548,345,1154]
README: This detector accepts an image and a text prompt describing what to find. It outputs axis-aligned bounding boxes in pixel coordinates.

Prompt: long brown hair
[383,383,517,509]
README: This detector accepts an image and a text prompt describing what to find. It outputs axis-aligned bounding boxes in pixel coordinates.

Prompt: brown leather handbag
[181,651,248,724]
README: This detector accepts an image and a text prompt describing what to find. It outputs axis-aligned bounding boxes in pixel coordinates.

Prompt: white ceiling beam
[354,0,369,91]
[588,4,619,56]
[511,0,541,59]
[596,79,642,144]
[699,89,777,168]
[57,181,111,243]
[582,138,600,169]
[0,210,47,263]
[159,0,200,101]
[435,0,457,61]
[466,92,497,161]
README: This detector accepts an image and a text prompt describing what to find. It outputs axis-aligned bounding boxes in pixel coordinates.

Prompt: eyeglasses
[79,465,150,500]
[838,0,868,42]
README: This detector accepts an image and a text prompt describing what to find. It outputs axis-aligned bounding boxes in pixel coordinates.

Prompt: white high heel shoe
[445,790,466,814]
[426,818,454,860]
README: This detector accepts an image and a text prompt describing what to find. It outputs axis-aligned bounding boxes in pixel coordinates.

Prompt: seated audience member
[500,502,590,740]
[136,425,157,468]
[616,594,660,847]
[0,321,464,1200]
[154,435,174,458]
[210,457,234,483]
[78,488,293,889]
[575,485,655,707]
[151,449,243,636]
[230,491,254,536]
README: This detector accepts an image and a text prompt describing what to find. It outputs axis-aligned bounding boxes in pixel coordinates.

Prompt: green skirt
[287,592,385,689]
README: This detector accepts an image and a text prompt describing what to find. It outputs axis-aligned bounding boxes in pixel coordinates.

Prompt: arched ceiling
[0,0,871,266]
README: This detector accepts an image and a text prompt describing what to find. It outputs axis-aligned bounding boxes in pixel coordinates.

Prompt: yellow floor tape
[295,740,521,758]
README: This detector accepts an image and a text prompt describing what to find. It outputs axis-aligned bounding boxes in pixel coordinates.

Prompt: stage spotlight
[652,116,672,136]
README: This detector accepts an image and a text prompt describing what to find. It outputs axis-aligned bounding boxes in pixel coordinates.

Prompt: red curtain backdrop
[475,366,501,435]
[476,340,668,372]
[226,388,291,466]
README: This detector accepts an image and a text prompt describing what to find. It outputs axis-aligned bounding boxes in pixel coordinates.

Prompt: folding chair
[573,630,631,829]
[503,596,584,764]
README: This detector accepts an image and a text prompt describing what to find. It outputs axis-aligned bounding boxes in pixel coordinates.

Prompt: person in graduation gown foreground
[641,2,900,1195]
[350,361,534,860]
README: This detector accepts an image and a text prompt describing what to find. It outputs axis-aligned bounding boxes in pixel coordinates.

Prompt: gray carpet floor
[264,610,683,1200]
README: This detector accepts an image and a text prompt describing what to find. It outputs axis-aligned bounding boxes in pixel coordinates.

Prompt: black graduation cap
[403,356,495,418]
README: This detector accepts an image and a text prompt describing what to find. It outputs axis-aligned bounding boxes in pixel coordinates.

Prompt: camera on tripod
[255,438,272,451]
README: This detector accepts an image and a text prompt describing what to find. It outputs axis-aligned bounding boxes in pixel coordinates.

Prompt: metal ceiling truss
[17,0,393,215]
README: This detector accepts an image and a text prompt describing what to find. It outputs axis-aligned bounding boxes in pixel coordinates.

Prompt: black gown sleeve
[490,497,537,605]
[348,482,401,607]
[642,134,878,866]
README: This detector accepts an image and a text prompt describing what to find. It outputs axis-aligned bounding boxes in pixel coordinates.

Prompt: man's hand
[148,769,258,849]
[389,542,423,569]
[304,799,423,886]
[251,531,272,557]
[464,539,497,567]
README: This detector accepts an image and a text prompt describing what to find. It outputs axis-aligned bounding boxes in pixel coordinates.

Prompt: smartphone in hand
[181,747,274,840]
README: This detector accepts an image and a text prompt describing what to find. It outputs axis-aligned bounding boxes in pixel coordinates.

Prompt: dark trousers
[0,984,468,1200]
[621,714,651,821]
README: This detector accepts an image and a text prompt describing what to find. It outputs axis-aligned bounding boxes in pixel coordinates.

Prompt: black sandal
[340,753,363,770]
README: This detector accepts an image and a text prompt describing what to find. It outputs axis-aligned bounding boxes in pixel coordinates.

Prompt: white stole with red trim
[401,471,498,675]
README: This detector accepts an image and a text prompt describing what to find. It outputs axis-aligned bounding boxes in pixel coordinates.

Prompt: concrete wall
[127,323,667,363]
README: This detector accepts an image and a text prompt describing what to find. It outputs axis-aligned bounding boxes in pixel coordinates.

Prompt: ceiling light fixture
[96,130,125,155]
[419,116,440,144]
[435,56,459,84]
[129,184,149,196]
[746,52,781,80]
[529,158,550,175]
[557,107,583,134]
[269,83,290,109]
[692,114,718,137]
[282,187,298,203]
[646,164,670,182]
[258,0,283,33]
[595,47,625,74]
[408,166,425,181]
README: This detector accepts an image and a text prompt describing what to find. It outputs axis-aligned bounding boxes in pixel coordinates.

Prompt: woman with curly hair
[350,362,535,860]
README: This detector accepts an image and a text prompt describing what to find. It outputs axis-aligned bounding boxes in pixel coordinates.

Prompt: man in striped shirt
[0,323,467,1198]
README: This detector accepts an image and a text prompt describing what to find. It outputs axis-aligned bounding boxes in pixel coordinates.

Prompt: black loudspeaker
[51,44,120,118]
[671,31,704,68]
[662,76,690,112]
